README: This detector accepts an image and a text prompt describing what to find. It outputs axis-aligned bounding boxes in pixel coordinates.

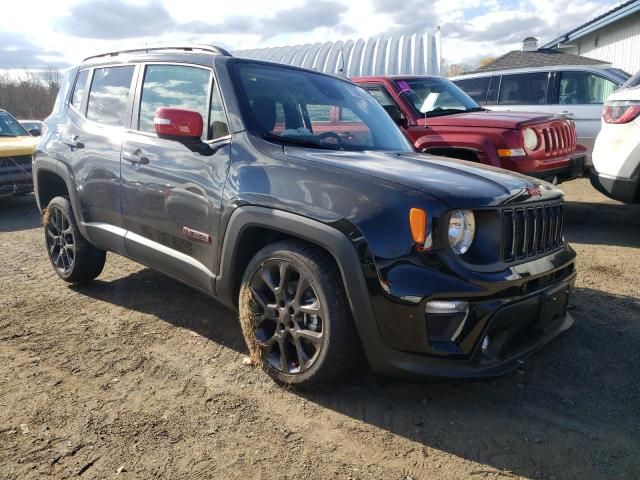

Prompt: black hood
[284,148,563,208]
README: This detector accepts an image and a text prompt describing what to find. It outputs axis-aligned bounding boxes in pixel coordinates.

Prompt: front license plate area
[537,283,569,331]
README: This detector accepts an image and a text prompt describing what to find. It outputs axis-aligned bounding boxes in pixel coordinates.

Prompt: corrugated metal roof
[473,49,609,73]
[233,31,441,76]
[542,0,640,48]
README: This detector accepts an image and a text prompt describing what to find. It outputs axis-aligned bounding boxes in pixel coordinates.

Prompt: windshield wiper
[263,132,340,150]
[424,108,466,117]
[0,133,18,137]
[424,107,487,117]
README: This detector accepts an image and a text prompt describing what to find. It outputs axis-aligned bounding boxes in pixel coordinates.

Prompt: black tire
[239,239,361,389]
[44,196,106,284]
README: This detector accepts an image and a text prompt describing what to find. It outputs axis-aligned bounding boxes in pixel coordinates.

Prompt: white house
[543,0,640,75]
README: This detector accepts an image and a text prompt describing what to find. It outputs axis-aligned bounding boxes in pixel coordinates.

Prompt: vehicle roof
[451,64,624,80]
[353,75,446,81]
[79,51,219,69]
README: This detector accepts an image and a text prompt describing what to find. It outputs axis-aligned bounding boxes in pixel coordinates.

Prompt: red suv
[353,76,585,184]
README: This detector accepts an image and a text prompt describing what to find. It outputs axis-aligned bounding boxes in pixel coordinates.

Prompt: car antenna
[338,46,345,76]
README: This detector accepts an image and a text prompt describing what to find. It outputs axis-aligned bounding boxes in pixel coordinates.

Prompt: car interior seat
[561,79,578,104]
[251,97,277,132]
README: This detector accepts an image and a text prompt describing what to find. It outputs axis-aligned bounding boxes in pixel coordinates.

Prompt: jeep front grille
[502,202,564,262]
[0,155,33,184]
[537,123,576,157]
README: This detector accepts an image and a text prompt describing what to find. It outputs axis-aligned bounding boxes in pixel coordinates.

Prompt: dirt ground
[1,178,639,480]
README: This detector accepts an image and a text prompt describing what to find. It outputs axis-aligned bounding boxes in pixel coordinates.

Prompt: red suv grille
[537,122,576,157]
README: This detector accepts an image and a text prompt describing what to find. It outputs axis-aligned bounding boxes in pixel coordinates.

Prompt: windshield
[0,111,29,137]
[607,68,631,82]
[20,121,41,131]
[235,62,412,152]
[395,78,482,117]
[622,71,640,90]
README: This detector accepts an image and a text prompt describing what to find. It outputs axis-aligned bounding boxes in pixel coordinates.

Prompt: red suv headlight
[522,127,540,151]
[602,101,640,124]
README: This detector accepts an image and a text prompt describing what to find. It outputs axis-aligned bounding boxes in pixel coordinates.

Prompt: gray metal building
[234,30,441,77]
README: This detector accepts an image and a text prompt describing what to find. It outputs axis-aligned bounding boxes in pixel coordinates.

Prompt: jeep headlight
[523,127,539,151]
[448,210,475,255]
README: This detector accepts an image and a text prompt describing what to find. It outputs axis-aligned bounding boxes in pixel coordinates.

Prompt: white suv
[452,65,630,164]
[591,73,640,203]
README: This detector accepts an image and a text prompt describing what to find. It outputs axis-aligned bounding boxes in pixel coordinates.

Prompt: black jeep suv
[33,45,576,388]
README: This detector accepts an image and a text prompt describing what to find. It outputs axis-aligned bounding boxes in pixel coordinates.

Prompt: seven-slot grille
[0,155,32,187]
[502,202,564,262]
[537,122,576,157]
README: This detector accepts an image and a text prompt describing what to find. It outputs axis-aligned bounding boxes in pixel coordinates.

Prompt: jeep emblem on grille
[526,186,543,196]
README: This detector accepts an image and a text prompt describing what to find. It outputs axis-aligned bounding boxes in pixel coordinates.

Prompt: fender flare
[32,154,90,239]
[415,135,499,166]
[215,206,387,366]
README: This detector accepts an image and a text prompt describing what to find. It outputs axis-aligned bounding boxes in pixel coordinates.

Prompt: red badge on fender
[182,226,211,243]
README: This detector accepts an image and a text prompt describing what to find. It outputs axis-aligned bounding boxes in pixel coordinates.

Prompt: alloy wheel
[45,206,76,275]
[248,260,325,374]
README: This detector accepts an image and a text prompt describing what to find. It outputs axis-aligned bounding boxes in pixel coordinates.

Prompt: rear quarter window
[453,77,490,103]
[70,70,89,111]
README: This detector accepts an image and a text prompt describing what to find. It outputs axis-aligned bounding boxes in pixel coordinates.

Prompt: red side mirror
[154,107,203,139]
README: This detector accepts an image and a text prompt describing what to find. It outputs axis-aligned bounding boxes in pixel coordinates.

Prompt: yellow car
[0,109,39,197]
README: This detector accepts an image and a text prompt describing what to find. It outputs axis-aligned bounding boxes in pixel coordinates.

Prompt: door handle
[561,111,575,117]
[123,149,149,166]
[63,135,83,149]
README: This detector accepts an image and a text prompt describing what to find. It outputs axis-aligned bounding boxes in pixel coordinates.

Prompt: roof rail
[82,44,232,62]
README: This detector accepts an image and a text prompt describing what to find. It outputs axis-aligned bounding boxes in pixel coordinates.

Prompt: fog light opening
[425,300,469,343]
[425,300,468,315]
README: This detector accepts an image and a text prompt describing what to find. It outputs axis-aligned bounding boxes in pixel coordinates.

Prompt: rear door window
[454,77,490,103]
[559,71,618,104]
[138,64,211,137]
[364,85,396,107]
[86,66,135,127]
[498,72,549,105]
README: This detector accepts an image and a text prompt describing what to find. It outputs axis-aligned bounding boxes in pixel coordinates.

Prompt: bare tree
[477,57,497,69]
[43,67,61,90]
[442,58,478,78]
[0,69,60,119]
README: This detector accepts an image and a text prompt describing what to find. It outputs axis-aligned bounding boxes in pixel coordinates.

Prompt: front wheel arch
[215,207,382,366]
[422,147,480,163]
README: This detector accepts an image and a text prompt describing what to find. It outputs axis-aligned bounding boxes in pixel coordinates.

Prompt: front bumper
[360,248,577,379]
[523,153,585,184]
[0,155,33,197]
[590,167,640,204]
[0,182,33,197]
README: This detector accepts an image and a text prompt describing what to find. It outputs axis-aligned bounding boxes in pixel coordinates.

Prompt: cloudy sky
[0,0,622,71]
